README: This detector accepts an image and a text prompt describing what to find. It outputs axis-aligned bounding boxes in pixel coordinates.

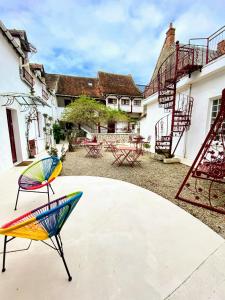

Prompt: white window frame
[107,98,117,105]
[133,99,142,106]
[121,99,130,105]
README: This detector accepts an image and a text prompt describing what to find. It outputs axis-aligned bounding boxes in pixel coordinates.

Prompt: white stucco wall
[0,29,57,173]
[140,54,225,164]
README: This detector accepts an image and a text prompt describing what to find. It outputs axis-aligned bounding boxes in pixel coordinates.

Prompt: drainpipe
[183,84,192,158]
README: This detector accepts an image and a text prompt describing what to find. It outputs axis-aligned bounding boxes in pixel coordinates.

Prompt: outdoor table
[83,142,103,158]
[114,145,142,167]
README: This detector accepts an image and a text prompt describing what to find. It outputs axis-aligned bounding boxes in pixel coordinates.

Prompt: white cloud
[0,0,224,84]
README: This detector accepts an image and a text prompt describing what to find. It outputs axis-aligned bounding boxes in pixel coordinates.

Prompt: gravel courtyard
[62,148,225,239]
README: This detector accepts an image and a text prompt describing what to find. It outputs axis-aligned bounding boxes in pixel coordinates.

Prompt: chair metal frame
[15,157,62,210]
[1,191,83,281]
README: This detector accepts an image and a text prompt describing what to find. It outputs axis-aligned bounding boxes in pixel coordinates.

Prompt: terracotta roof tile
[98,71,142,96]
[45,72,142,98]
[56,75,101,98]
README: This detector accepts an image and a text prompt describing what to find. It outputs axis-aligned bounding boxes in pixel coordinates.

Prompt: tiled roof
[56,75,101,98]
[45,74,60,92]
[30,63,44,71]
[45,72,142,98]
[98,71,142,96]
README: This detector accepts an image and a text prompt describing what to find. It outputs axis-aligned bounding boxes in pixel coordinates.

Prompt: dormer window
[121,99,130,105]
[133,100,141,106]
[108,98,117,104]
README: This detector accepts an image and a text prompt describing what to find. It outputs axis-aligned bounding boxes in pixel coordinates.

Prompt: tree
[62,95,129,128]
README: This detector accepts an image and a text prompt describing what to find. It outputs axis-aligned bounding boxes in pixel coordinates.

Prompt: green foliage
[143,143,151,149]
[53,123,61,144]
[62,95,129,126]
[47,146,58,157]
[106,108,129,122]
[75,129,86,137]
[47,145,66,161]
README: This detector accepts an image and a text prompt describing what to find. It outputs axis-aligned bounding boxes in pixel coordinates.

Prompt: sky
[0,0,225,84]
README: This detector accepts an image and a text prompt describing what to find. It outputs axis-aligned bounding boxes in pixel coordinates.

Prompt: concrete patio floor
[0,167,225,300]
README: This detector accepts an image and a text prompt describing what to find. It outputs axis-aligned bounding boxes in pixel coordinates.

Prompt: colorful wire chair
[1,191,83,281]
[15,156,62,210]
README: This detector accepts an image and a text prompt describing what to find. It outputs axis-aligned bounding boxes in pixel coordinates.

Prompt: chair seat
[19,175,46,190]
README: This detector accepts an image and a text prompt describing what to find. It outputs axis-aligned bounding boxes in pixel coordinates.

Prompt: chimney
[217,40,225,55]
[165,22,175,48]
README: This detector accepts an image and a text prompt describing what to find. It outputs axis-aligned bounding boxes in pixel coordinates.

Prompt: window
[211,98,221,127]
[108,98,117,105]
[64,99,71,106]
[121,99,130,105]
[210,98,225,139]
[133,100,141,106]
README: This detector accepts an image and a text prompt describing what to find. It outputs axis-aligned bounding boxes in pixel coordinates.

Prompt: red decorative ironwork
[155,41,199,157]
[145,25,225,99]
[144,77,158,98]
[155,93,193,157]
[176,88,225,214]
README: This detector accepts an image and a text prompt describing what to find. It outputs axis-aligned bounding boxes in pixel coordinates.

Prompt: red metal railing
[155,93,193,155]
[144,77,158,98]
[189,25,225,63]
[22,68,34,87]
[157,43,206,93]
[146,25,225,99]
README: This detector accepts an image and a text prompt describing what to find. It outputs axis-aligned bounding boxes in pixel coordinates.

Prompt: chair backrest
[1,191,83,239]
[36,191,83,237]
[19,156,62,185]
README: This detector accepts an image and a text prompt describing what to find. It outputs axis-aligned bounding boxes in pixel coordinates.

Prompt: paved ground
[0,169,224,300]
[62,148,225,239]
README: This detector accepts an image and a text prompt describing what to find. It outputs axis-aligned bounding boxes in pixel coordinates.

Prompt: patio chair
[110,145,124,166]
[15,156,62,210]
[0,191,83,281]
[103,139,115,151]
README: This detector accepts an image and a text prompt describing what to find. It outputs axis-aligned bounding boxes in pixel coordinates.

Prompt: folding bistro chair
[15,156,62,210]
[110,145,124,166]
[0,191,83,281]
[128,149,142,167]
[104,140,115,151]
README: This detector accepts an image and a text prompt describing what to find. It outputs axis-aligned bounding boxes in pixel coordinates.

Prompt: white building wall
[140,55,225,164]
[185,69,225,162]
[0,28,57,173]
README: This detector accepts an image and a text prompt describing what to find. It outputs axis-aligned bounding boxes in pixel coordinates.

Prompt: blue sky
[0,0,225,84]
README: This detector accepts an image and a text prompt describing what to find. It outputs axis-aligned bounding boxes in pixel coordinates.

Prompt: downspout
[183,84,192,158]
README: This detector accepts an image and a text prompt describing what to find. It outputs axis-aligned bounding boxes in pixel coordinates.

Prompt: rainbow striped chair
[15,157,62,210]
[1,191,83,281]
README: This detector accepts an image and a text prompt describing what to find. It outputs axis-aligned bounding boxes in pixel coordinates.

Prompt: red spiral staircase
[155,42,204,157]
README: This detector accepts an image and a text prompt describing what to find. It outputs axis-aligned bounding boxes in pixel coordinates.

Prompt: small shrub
[47,146,58,157]
[144,143,151,149]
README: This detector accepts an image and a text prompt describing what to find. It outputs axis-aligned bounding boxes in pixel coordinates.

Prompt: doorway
[6,109,17,163]
[108,121,115,133]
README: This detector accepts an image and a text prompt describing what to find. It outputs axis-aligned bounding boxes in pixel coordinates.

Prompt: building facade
[46,71,143,134]
[140,24,225,165]
[0,21,56,173]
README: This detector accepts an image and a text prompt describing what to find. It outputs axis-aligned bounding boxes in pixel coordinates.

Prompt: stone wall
[95,133,135,143]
